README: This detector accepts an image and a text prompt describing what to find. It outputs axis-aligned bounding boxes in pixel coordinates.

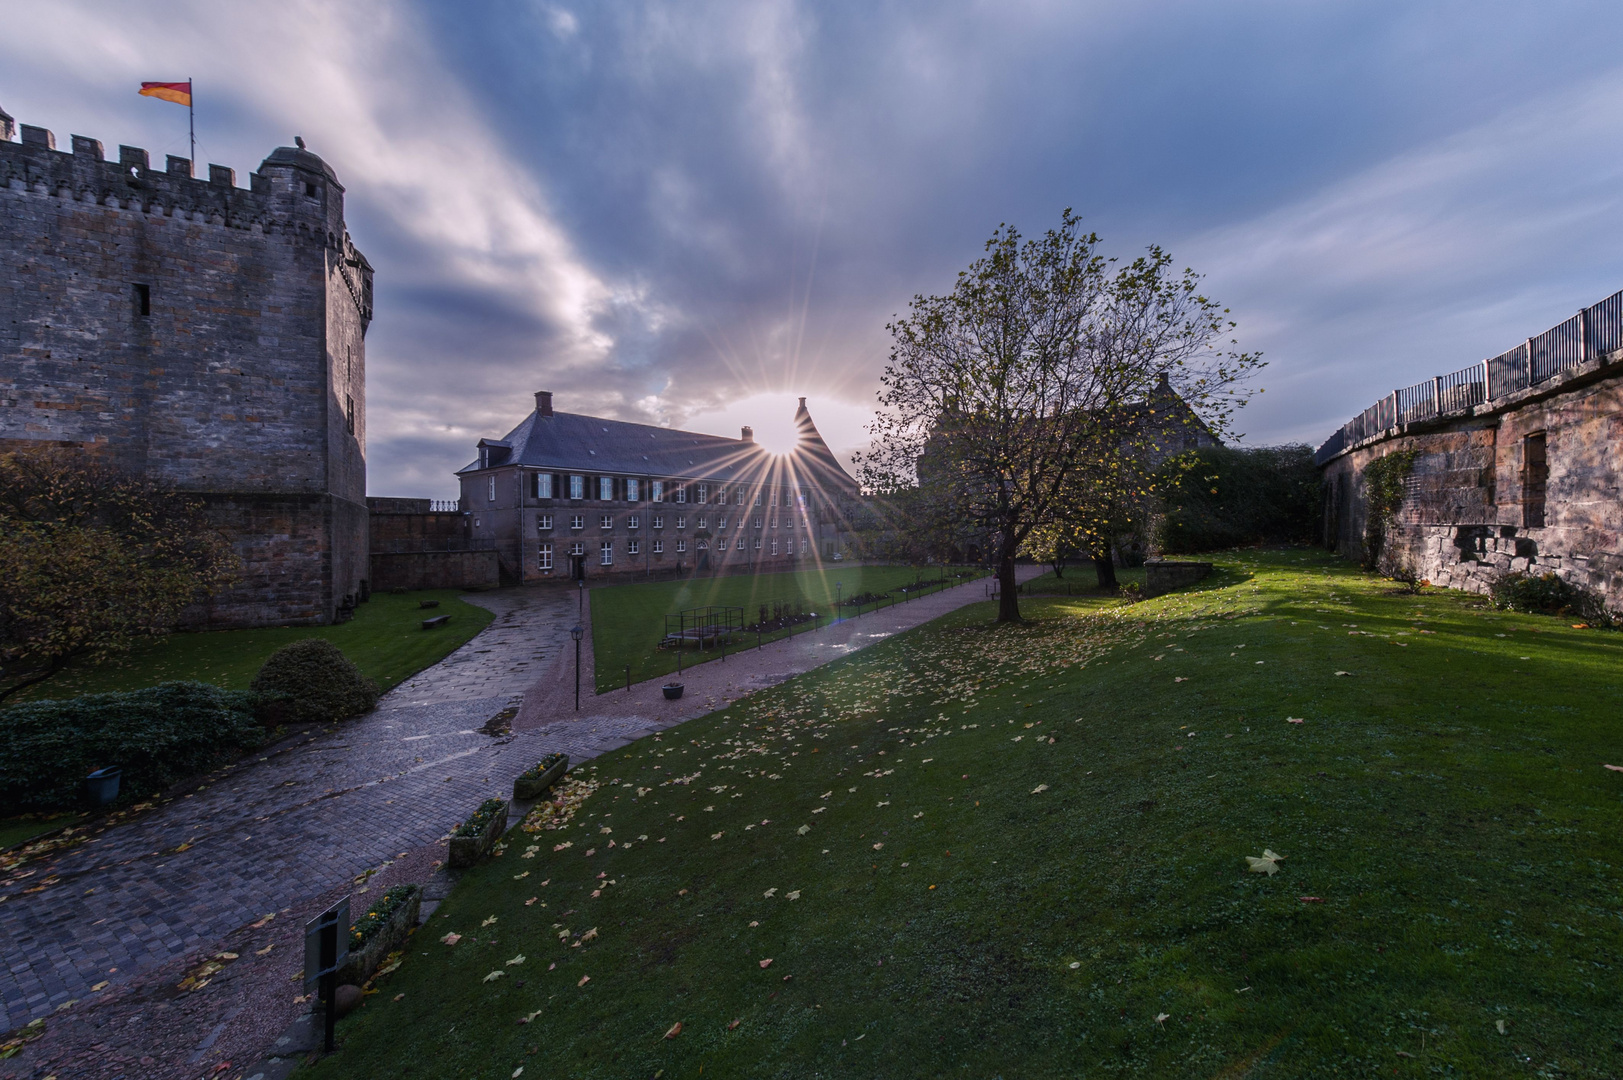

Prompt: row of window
[535,538,808,570]
[520,473,805,507]
[535,512,799,531]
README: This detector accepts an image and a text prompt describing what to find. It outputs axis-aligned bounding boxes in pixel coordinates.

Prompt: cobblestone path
[0,588,590,1032]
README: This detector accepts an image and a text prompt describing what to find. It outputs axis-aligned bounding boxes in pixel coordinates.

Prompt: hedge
[1155,444,1319,554]
[0,681,265,814]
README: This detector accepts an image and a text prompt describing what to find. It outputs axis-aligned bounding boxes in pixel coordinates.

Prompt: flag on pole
[138,81,192,107]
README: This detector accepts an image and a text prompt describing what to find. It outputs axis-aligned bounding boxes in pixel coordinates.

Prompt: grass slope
[589,565,979,691]
[17,589,494,701]
[1020,564,1148,594]
[312,549,1623,1078]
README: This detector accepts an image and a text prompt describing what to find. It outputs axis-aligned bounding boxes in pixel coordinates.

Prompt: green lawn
[0,813,84,851]
[311,548,1623,1078]
[16,589,495,702]
[588,565,982,691]
[1020,563,1148,594]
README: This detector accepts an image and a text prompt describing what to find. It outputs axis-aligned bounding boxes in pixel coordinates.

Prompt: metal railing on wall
[1315,286,1623,465]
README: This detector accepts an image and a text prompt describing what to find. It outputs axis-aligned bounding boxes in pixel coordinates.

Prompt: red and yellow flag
[138,81,191,107]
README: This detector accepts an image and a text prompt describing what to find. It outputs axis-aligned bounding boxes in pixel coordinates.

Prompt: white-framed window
[771,539,779,555]
[535,473,553,499]
[569,541,585,560]
[653,515,664,529]
[652,480,664,502]
[696,516,707,529]
[754,516,763,529]
[628,514,640,530]
[600,541,613,566]
[797,492,806,509]
[627,538,640,554]
[676,539,687,553]
[753,537,762,550]
[473,517,481,529]
[736,516,744,530]
[717,487,728,505]
[801,539,808,553]
[627,478,640,501]
[538,514,554,531]
[652,538,664,554]
[718,515,728,530]
[771,516,778,529]
[697,483,708,504]
[674,485,687,504]
[569,474,584,499]
[488,476,497,503]
[538,542,553,571]
[754,490,763,506]
[571,515,584,530]
[717,538,728,552]
[675,516,687,530]
[600,514,613,529]
[599,476,613,501]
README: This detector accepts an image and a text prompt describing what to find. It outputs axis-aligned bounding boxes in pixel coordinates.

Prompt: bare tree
[860,210,1261,622]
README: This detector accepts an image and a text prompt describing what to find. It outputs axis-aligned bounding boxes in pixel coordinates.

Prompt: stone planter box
[336,884,421,987]
[447,799,509,868]
[513,756,568,801]
[1144,560,1213,598]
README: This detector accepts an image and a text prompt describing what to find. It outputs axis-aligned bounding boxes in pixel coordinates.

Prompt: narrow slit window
[133,283,151,317]
[1523,432,1548,528]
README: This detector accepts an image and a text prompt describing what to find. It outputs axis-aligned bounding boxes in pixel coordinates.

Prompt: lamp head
[571,624,583,642]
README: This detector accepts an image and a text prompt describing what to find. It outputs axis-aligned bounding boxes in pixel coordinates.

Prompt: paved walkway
[0,568,1033,1074]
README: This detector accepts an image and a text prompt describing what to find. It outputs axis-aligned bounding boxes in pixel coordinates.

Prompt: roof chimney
[741,426,754,443]
[535,390,553,417]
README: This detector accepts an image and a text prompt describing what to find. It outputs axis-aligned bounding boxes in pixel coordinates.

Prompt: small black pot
[662,683,685,700]
[85,767,122,806]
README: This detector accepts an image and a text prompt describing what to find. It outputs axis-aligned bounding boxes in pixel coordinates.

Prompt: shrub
[454,798,510,838]
[1154,445,1319,554]
[517,753,567,786]
[0,681,265,813]
[1490,572,1615,626]
[250,639,378,725]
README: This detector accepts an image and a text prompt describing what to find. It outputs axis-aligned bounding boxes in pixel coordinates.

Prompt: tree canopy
[0,447,240,703]
[860,210,1262,621]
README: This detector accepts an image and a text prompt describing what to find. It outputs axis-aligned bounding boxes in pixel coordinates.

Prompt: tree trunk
[1092,549,1118,592]
[997,531,1021,623]
[1051,556,1065,579]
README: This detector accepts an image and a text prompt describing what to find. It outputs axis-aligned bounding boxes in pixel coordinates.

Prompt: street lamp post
[571,624,583,711]
[835,582,842,624]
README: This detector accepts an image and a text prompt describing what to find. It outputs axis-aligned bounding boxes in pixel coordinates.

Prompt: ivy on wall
[1361,448,1419,570]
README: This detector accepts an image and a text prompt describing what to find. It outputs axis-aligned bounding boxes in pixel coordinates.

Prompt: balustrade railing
[1315,286,1623,465]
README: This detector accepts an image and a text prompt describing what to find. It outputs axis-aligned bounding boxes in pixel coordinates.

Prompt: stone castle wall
[0,114,372,626]
[1320,356,1623,607]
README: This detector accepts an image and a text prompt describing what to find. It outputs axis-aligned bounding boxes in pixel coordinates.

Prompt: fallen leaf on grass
[764,888,777,898]
[1174,677,1187,683]
[483,970,505,983]
[1245,849,1285,875]
[1496,1019,1507,1034]
[1334,671,1352,676]
[513,1068,524,1078]
[728,1018,742,1030]
[711,832,724,841]
[525,897,538,906]
[506,954,525,966]
[1604,765,1623,773]
[1031,784,1048,794]
[1155,1013,1169,1024]
[872,842,883,850]
[797,825,811,835]
[482,916,498,927]
[581,928,598,943]
[785,890,800,901]
[1299,896,1324,903]
[441,933,462,945]
[664,1021,683,1039]
[1286,717,1304,724]
[518,1009,543,1024]
[759,958,773,969]
[578,975,590,987]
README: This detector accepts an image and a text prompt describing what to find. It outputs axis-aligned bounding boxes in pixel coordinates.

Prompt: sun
[686,393,804,455]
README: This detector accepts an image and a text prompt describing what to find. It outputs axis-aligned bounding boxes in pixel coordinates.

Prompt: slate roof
[457,400,858,494]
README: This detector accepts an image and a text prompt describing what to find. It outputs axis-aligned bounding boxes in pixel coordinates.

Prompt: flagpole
[188,77,195,174]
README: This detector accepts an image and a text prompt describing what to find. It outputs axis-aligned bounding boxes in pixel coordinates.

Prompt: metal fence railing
[1315,287,1623,465]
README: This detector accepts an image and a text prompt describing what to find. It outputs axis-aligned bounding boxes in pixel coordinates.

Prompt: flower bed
[339,883,421,986]
[513,753,569,800]
[448,798,509,868]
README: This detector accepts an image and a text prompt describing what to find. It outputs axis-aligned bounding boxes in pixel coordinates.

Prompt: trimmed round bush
[250,639,379,726]
[0,682,265,814]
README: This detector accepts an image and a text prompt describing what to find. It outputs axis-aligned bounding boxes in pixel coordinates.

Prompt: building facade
[1317,286,1623,608]
[0,108,372,626]
[458,393,859,583]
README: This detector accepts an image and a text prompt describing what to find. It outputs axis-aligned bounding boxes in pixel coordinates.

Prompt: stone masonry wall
[1321,365,1623,609]
[0,120,373,626]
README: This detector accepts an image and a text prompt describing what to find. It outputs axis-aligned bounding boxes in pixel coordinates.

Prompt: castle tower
[0,112,373,626]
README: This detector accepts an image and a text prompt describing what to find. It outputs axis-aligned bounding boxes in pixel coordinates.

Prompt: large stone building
[0,108,372,626]
[457,392,859,583]
[1317,287,1623,607]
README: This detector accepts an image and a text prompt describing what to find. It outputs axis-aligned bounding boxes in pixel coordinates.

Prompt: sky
[8,1,1623,498]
